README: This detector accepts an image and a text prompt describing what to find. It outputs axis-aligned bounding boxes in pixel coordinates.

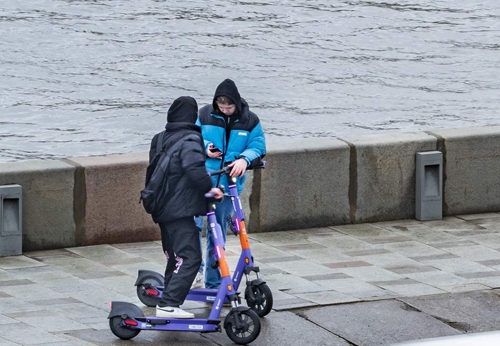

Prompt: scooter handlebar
[208,160,266,177]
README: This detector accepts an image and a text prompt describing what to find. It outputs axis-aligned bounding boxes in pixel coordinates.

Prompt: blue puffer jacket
[196,80,266,194]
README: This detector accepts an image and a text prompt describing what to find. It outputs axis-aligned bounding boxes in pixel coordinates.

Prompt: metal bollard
[415,151,443,221]
[0,184,23,256]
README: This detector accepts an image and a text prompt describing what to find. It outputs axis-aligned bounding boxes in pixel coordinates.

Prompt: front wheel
[109,316,141,340]
[245,283,273,317]
[224,309,261,345]
[136,276,162,307]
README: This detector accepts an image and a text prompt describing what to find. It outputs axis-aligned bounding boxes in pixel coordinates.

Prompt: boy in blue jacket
[196,79,266,289]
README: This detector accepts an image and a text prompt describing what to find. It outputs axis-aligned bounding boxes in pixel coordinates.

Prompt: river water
[1,0,499,163]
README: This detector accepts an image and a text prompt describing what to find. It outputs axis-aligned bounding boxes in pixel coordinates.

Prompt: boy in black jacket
[148,96,223,318]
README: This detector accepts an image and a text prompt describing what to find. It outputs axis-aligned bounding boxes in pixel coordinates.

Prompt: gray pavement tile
[378,284,445,298]
[0,297,46,314]
[33,276,92,290]
[409,253,458,261]
[43,302,108,322]
[369,278,421,286]
[316,277,387,296]
[0,279,35,287]
[295,290,360,305]
[445,229,499,237]
[424,258,496,274]
[108,261,166,277]
[29,298,81,306]
[0,322,66,344]
[324,260,372,268]
[385,224,462,243]
[386,266,440,274]
[263,273,324,291]
[31,256,116,275]
[0,292,11,298]
[65,244,142,263]
[313,235,375,251]
[466,233,500,248]
[363,235,413,244]
[400,291,500,333]
[344,248,391,256]
[0,256,46,270]
[380,241,448,257]
[355,252,425,269]
[339,266,407,282]
[329,223,392,237]
[444,244,500,261]
[258,255,303,264]
[428,240,478,248]
[85,275,137,298]
[1,283,69,300]
[0,337,18,346]
[480,258,500,266]
[0,315,16,325]
[266,259,336,277]
[248,231,313,246]
[302,300,461,346]
[457,213,500,221]
[0,270,16,282]
[274,242,329,251]
[439,283,491,293]
[456,271,500,279]
[99,257,150,267]
[304,251,354,264]
[271,297,318,310]
[405,271,468,287]
[72,270,128,280]
[302,273,351,280]
[468,276,500,288]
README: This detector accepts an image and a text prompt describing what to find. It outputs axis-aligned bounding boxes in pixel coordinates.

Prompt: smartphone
[209,147,222,153]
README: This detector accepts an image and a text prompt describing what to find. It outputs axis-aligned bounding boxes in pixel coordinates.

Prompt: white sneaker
[156,306,194,319]
[191,272,204,289]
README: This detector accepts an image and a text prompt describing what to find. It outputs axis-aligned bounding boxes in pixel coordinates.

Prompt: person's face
[217,103,236,116]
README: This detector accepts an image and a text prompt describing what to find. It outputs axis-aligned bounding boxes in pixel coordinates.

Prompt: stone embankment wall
[1,125,499,251]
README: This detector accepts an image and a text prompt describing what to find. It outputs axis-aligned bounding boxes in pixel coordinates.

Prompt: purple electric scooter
[108,191,261,344]
[134,161,273,317]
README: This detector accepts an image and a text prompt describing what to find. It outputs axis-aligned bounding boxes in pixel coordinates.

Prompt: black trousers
[159,217,202,307]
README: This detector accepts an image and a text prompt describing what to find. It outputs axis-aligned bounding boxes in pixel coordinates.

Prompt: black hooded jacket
[148,96,213,224]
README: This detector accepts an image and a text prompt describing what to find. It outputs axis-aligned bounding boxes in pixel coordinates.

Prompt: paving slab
[301,300,462,346]
[400,291,500,333]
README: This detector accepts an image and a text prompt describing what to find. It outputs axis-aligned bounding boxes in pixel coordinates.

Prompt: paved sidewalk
[1,213,500,345]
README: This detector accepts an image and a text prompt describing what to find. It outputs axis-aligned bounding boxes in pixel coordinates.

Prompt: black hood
[212,79,243,116]
[167,96,198,124]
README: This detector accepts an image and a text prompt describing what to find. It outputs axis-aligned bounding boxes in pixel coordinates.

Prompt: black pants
[159,217,202,307]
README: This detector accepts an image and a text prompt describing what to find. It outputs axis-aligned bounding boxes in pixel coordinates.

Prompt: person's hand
[228,158,248,177]
[207,143,223,159]
[210,187,224,199]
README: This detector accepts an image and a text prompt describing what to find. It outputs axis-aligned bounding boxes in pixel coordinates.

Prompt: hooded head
[212,79,242,116]
[167,96,198,124]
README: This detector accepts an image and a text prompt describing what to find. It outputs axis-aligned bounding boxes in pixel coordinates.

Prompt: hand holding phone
[209,147,222,153]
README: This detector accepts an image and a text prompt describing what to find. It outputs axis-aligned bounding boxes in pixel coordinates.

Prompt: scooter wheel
[109,316,141,340]
[136,276,162,307]
[224,309,261,345]
[245,283,273,317]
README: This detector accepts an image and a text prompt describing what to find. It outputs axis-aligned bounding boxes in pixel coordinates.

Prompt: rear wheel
[136,276,162,307]
[109,316,141,340]
[225,309,261,345]
[245,283,273,317]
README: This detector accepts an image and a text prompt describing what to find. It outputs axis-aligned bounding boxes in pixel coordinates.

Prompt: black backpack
[140,131,191,215]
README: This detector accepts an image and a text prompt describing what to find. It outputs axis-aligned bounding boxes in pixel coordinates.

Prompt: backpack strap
[156,130,165,154]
